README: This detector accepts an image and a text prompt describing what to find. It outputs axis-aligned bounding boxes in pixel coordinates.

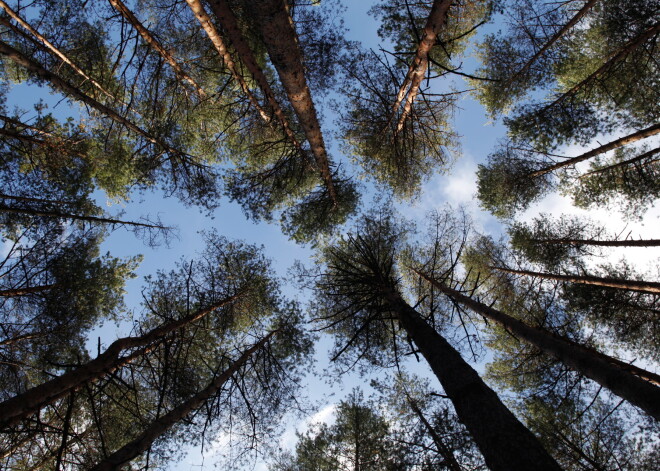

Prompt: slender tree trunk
[184,0,271,120]
[382,288,563,471]
[0,203,169,230]
[578,146,659,179]
[206,0,304,152]
[531,237,660,247]
[89,330,277,470]
[0,284,57,297]
[0,39,188,161]
[528,123,660,178]
[544,22,660,111]
[0,293,242,428]
[491,266,660,295]
[107,0,207,100]
[406,398,462,471]
[394,0,453,133]
[507,0,599,87]
[413,269,660,419]
[0,2,117,101]
[0,193,79,206]
[252,0,338,205]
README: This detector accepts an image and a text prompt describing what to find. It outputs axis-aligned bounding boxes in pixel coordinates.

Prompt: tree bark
[394,0,453,133]
[0,1,118,101]
[184,0,270,120]
[530,237,660,247]
[507,0,599,87]
[0,203,169,230]
[383,289,563,471]
[0,293,242,429]
[206,0,304,152]
[0,284,57,297]
[528,123,660,178]
[413,269,660,419]
[251,0,338,205]
[578,146,659,179]
[89,330,277,470]
[107,0,207,100]
[491,266,660,295]
[0,39,189,162]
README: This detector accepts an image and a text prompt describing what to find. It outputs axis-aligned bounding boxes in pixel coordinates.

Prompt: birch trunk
[492,266,660,295]
[90,330,277,470]
[414,269,660,419]
[383,289,563,471]
[0,294,242,428]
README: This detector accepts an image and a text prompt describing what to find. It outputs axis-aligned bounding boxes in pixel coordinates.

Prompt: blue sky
[2,0,659,468]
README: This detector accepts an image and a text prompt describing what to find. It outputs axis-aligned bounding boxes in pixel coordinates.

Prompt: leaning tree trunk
[0,293,243,428]
[89,330,277,471]
[0,1,118,102]
[578,146,659,179]
[207,0,304,151]
[0,203,169,230]
[107,0,207,100]
[492,266,660,295]
[394,0,453,133]
[0,284,57,297]
[529,123,660,177]
[506,0,599,87]
[414,269,660,420]
[251,0,338,205]
[530,237,660,247]
[382,288,563,471]
[544,22,660,111]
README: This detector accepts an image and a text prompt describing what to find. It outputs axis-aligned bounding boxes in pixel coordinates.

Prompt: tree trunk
[578,146,659,179]
[89,330,277,470]
[0,39,188,161]
[206,0,304,152]
[184,0,270,120]
[491,266,660,295]
[413,269,660,419]
[394,0,453,133]
[528,123,660,178]
[383,289,563,471]
[507,0,599,87]
[0,203,169,230]
[0,293,242,428]
[544,22,660,111]
[0,284,57,297]
[531,237,660,247]
[251,0,338,205]
[0,1,117,101]
[107,0,207,100]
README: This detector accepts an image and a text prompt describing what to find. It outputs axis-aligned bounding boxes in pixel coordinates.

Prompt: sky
[2,0,659,469]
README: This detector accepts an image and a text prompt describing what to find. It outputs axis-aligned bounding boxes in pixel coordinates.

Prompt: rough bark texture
[89,330,277,471]
[578,146,659,179]
[383,289,563,471]
[492,266,660,295]
[0,1,117,101]
[529,123,660,177]
[415,270,660,419]
[507,0,599,86]
[0,294,241,428]
[0,284,57,297]
[395,0,453,133]
[108,0,207,100]
[184,0,269,119]
[207,0,304,150]
[0,203,167,229]
[251,0,338,205]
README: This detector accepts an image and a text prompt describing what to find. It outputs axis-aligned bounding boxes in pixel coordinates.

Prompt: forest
[0,0,658,469]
